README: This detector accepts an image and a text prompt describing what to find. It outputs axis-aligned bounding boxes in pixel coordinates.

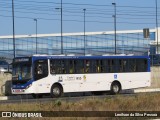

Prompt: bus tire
[110,82,121,95]
[50,84,63,98]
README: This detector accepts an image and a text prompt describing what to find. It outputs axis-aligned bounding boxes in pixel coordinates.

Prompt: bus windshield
[12,63,32,80]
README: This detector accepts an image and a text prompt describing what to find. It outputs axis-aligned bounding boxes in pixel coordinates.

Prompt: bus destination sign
[14,58,30,63]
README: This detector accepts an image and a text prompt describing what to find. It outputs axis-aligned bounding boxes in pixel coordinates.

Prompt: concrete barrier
[0,73,12,96]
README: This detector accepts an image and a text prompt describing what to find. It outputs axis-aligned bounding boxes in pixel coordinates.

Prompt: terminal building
[0,28,160,62]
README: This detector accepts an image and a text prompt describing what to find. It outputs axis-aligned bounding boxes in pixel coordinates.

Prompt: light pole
[12,0,16,58]
[156,0,159,54]
[55,0,63,54]
[112,3,117,55]
[34,19,38,54]
[83,9,86,55]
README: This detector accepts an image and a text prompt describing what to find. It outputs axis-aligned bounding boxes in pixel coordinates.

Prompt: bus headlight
[26,84,32,89]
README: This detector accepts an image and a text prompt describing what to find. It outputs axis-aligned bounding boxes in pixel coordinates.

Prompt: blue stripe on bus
[32,55,149,60]
[12,79,33,89]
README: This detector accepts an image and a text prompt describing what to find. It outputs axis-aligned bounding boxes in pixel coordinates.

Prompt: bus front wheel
[50,84,63,98]
[110,82,121,95]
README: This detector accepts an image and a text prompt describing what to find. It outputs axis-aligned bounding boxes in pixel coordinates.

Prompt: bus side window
[56,60,67,74]
[112,59,117,73]
[107,59,117,73]
[128,59,136,72]
[69,60,74,74]
[96,60,101,73]
[85,60,90,73]
[90,60,95,73]
[92,60,96,73]
[61,60,66,74]
[75,60,84,74]
[56,60,61,74]
[34,59,48,80]
[136,59,147,72]
[118,59,123,72]
[101,60,107,73]
[122,59,128,72]
[108,59,113,73]
[50,60,56,74]
[144,59,148,71]
[90,60,100,73]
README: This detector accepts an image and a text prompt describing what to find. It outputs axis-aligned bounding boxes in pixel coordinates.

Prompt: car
[0,60,9,72]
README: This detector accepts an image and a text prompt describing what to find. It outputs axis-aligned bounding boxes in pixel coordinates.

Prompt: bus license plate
[15,89,22,93]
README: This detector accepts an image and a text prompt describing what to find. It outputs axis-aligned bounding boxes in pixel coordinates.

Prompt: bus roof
[30,54,149,60]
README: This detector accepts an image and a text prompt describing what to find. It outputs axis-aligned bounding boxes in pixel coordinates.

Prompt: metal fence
[0,31,154,63]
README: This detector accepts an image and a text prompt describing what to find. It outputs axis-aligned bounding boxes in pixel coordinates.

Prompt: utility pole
[55,0,63,54]
[61,0,63,54]
[156,0,159,54]
[34,19,38,54]
[83,9,86,55]
[12,0,16,58]
[112,3,117,55]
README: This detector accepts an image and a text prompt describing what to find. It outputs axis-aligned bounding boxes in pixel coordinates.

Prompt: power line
[2,9,159,21]
[1,5,159,19]
[1,1,160,11]
[0,0,159,35]
[1,1,160,15]
[0,14,158,25]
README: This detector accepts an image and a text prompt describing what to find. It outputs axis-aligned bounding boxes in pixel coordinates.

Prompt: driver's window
[21,65,31,79]
[34,59,48,80]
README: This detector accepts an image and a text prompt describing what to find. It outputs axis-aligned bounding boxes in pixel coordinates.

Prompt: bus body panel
[11,55,151,95]
[12,72,150,94]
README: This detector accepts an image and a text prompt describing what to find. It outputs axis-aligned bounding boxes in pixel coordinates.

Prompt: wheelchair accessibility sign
[114,74,118,80]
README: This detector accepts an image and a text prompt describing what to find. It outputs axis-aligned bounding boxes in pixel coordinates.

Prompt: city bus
[11,54,151,98]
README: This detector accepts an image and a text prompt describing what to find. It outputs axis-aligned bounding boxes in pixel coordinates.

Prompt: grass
[1,93,159,111]
[0,93,160,120]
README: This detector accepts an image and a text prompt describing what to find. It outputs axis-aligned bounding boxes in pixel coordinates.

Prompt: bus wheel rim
[113,85,119,93]
[53,87,60,95]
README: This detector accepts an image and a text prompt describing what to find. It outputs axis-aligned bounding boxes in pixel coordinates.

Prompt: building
[0,28,159,62]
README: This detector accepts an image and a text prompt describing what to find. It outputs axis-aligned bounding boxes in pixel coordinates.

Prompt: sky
[0,0,159,36]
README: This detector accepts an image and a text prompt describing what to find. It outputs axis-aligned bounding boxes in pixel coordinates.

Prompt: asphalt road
[0,93,136,104]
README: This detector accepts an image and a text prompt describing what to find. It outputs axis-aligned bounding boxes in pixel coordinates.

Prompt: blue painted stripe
[32,55,149,60]
[12,79,34,89]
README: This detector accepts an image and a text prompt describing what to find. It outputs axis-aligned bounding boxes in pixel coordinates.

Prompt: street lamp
[12,0,16,58]
[34,19,38,54]
[112,3,117,55]
[55,0,63,54]
[156,0,159,54]
[83,9,86,55]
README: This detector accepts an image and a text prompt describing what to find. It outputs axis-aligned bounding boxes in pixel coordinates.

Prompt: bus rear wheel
[110,82,121,95]
[50,84,63,98]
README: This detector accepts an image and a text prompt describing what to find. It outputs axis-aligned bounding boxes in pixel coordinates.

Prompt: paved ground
[0,88,160,100]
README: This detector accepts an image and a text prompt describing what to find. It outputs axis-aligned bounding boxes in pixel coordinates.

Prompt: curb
[121,88,160,94]
[134,88,160,93]
[0,95,32,100]
[0,88,160,100]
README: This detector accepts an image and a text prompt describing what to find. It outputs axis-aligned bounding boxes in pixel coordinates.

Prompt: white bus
[11,55,151,98]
